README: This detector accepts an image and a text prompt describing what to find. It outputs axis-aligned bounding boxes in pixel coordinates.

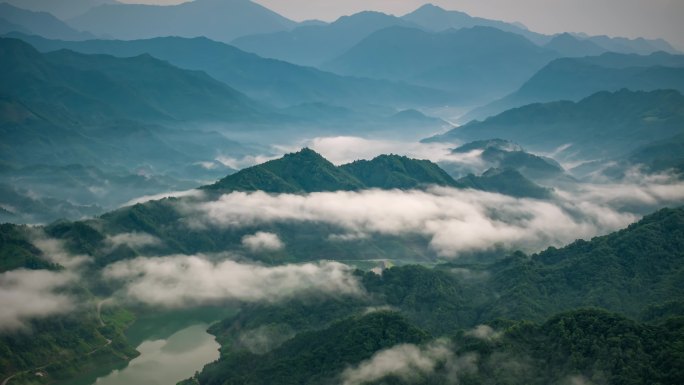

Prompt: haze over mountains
[1,1,684,385]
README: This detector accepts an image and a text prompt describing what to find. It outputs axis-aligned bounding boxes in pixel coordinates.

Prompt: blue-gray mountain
[8,33,450,109]
[428,89,684,162]
[322,26,559,103]
[67,0,297,43]
[465,51,684,122]
[0,3,93,40]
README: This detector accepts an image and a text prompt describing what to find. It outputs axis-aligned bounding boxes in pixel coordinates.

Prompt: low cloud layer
[122,189,204,207]
[32,235,91,269]
[181,163,684,257]
[105,232,162,250]
[241,232,284,252]
[103,255,362,307]
[0,269,75,331]
[465,325,501,341]
[341,340,476,385]
[184,187,643,257]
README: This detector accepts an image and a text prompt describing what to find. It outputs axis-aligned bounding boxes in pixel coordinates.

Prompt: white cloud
[103,255,362,307]
[341,339,476,385]
[465,325,502,341]
[182,186,646,257]
[290,136,479,167]
[121,189,204,207]
[216,154,279,170]
[31,236,91,269]
[241,232,284,252]
[0,269,76,331]
[105,232,162,250]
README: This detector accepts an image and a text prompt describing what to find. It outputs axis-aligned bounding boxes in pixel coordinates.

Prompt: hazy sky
[118,0,684,50]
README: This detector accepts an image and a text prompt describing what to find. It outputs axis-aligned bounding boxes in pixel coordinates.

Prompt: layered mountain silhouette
[452,139,565,180]
[0,3,93,40]
[0,37,261,124]
[465,51,684,121]
[457,168,552,199]
[67,0,297,43]
[322,26,559,102]
[232,11,418,67]
[428,89,684,161]
[1,0,116,19]
[401,4,547,44]
[10,34,450,108]
[544,33,607,57]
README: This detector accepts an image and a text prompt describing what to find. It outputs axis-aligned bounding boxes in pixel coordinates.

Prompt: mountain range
[67,0,297,43]
[0,3,93,40]
[322,26,559,102]
[465,51,684,121]
[8,33,450,109]
[430,89,684,162]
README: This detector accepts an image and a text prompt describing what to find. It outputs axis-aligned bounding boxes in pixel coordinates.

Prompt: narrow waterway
[92,323,218,385]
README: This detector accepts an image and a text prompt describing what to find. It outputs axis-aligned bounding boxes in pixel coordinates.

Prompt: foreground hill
[185,206,684,384]
[428,89,684,161]
[205,149,461,193]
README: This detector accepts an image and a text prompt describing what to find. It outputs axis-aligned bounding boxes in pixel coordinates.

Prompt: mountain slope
[430,89,684,161]
[340,155,460,189]
[232,11,419,66]
[1,0,116,19]
[205,148,365,193]
[402,3,547,44]
[544,32,607,57]
[323,26,559,102]
[0,3,93,40]
[9,34,450,108]
[205,150,466,193]
[67,0,296,43]
[0,37,260,124]
[466,51,684,121]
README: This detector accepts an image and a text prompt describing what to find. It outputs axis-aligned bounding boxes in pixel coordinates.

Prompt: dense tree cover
[188,207,684,384]
[198,312,429,385]
[340,155,459,189]
[0,224,56,272]
[206,149,463,193]
[205,148,365,193]
[454,309,684,385]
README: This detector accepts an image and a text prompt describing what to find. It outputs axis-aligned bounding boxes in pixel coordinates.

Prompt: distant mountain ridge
[401,3,547,44]
[232,11,420,66]
[0,37,261,125]
[8,33,450,108]
[0,3,94,40]
[428,89,684,161]
[322,25,559,102]
[67,0,297,43]
[465,51,684,122]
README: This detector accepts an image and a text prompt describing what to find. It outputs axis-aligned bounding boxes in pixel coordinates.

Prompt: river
[65,307,236,385]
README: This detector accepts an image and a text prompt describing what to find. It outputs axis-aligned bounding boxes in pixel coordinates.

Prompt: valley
[0,1,683,385]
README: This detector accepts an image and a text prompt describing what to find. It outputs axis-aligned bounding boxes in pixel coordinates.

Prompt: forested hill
[189,206,684,384]
[204,148,461,192]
